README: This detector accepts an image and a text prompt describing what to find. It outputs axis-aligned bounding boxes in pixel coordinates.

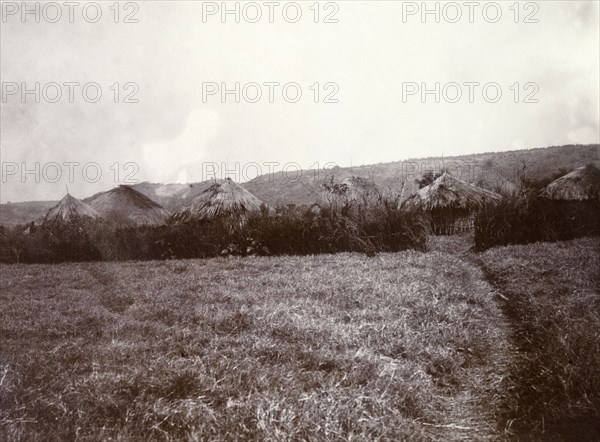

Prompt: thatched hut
[405,172,502,235]
[540,165,600,201]
[44,193,99,224]
[539,165,600,236]
[340,176,383,207]
[171,178,265,225]
[321,175,383,210]
[86,185,170,227]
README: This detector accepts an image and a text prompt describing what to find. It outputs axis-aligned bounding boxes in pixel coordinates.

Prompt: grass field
[1,237,598,441]
[1,249,511,441]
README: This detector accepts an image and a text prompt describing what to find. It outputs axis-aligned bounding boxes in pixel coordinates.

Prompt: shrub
[1,200,428,263]
[237,200,427,256]
[1,219,102,263]
[474,193,600,251]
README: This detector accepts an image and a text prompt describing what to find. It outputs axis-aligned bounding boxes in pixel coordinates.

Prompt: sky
[1,0,599,202]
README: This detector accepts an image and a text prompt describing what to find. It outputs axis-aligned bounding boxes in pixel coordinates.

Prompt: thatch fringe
[540,164,600,201]
[404,172,502,211]
[340,176,383,206]
[172,178,265,223]
[86,185,170,226]
[44,193,99,223]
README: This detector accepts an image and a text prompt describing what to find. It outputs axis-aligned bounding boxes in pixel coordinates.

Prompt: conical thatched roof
[44,193,99,223]
[405,172,502,211]
[172,178,265,223]
[173,178,263,222]
[540,165,600,201]
[320,176,383,207]
[86,185,170,226]
[340,176,383,205]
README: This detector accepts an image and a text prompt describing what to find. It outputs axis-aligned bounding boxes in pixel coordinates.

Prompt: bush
[359,201,429,252]
[0,201,428,263]
[237,201,427,256]
[474,193,600,251]
[0,219,101,263]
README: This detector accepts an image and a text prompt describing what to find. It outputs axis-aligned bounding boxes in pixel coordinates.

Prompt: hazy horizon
[2,142,599,204]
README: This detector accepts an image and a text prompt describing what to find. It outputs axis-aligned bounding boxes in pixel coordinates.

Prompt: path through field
[427,234,515,440]
[425,234,600,441]
[475,237,600,441]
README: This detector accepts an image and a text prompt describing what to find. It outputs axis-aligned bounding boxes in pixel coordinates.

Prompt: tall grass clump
[474,193,600,251]
[240,201,428,256]
[0,219,102,263]
[0,200,428,263]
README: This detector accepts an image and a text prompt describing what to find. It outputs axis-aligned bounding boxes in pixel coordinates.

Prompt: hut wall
[430,208,474,235]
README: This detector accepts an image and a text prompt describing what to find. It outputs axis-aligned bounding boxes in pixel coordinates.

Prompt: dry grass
[1,251,509,441]
[477,237,600,440]
[4,237,596,441]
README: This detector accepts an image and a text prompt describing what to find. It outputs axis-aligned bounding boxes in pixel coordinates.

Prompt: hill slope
[0,201,57,226]
[244,144,599,207]
[1,144,598,226]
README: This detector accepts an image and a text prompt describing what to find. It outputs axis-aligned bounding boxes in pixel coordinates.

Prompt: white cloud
[142,109,220,183]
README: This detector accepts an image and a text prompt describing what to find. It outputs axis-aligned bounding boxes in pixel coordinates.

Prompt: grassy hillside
[0,251,510,441]
[477,237,600,440]
[245,144,599,207]
[1,144,598,226]
[0,201,56,227]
